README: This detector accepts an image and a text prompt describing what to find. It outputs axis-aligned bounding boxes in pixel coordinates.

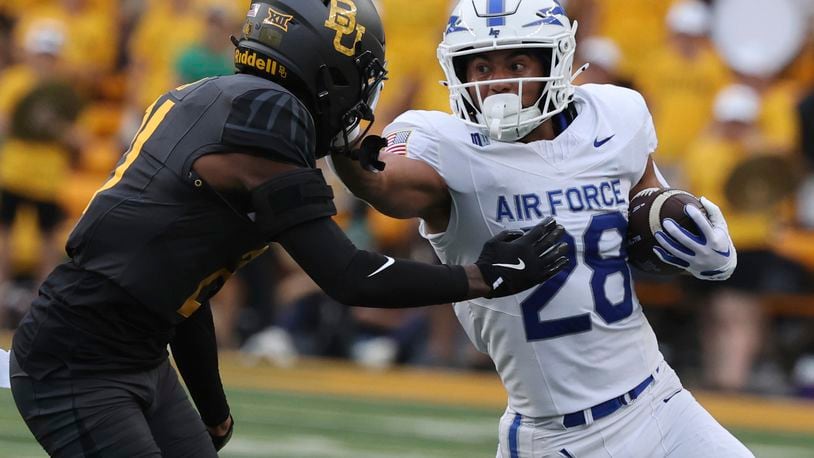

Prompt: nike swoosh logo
[713,247,731,257]
[594,134,615,148]
[368,256,395,278]
[492,258,525,270]
[663,389,682,403]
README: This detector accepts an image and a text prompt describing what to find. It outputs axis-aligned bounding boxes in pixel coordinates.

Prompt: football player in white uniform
[331,0,750,456]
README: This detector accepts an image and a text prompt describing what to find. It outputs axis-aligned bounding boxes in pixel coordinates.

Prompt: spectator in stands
[12,0,118,92]
[174,5,237,84]
[737,71,804,155]
[635,0,731,185]
[0,22,84,287]
[584,0,672,82]
[573,35,631,87]
[684,84,807,391]
[123,0,205,140]
[709,0,806,155]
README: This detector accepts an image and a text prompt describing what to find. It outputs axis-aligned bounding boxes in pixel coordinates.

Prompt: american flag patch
[384,130,411,155]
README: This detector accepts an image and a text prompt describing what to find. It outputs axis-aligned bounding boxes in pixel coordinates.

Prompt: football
[626,188,707,275]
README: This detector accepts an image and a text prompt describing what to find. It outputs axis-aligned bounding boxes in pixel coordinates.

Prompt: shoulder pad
[223,84,316,167]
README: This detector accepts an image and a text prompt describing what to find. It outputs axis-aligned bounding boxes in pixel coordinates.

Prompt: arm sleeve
[276,216,469,307]
[170,303,229,427]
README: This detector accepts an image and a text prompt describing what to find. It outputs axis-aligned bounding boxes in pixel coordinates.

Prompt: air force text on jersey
[496,179,626,222]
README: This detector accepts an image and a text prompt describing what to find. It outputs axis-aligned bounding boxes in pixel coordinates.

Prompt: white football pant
[496,361,753,458]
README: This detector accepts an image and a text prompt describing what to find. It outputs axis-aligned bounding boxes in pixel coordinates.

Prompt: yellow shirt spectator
[0,65,77,201]
[0,140,72,202]
[758,79,801,153]
[129,0,205,109]
[595,0,672,81]
[0,64,35,120]
[376,0,452,124]
[0,0,52,18]
[684,135,774,251]
[14,3,119,79]
[683,83,785,253]
[636,43,730,167]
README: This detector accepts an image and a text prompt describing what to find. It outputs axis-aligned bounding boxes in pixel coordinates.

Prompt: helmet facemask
[327,49,388,155]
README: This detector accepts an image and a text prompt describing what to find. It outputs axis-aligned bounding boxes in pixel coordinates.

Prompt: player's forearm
[170,304,230,426]
[277,216,485,307]
[464,264,491,297]
[328,153,417,219]
[330,154,383,194]
[329,153,386,202]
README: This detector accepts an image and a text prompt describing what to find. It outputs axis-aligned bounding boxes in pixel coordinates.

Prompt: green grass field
[2,387,814,458]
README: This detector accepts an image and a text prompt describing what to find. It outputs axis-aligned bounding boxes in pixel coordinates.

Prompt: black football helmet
[234,0,387,157]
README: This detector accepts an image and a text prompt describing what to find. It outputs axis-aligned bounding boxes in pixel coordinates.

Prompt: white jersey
[383,84,663,418]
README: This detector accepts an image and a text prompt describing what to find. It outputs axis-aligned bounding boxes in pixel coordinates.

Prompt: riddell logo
[234,49,287,78]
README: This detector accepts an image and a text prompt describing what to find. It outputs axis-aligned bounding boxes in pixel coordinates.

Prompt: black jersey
[13,74,316,377]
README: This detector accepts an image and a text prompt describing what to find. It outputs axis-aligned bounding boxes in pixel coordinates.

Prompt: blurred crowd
[1,0,814,398]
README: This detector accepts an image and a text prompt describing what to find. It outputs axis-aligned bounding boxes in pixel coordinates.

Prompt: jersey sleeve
[381,111,443,174]
[642,102,658,156]
[619,88,658,186]
[221,89,316,167]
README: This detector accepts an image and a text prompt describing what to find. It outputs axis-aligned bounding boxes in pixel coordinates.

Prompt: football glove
[653,197,737,281]
[476,217,569,298]
[348,135,387,172]
[208,415,234,452]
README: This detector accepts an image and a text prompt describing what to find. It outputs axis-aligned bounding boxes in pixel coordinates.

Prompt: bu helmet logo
[324,0,367,57]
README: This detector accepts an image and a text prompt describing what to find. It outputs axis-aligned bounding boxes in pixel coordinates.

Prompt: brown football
[626,188,706,275]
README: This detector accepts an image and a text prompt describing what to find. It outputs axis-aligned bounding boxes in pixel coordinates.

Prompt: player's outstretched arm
[193,152,568,307]
[329,136,451,228]
[277,215,569,307]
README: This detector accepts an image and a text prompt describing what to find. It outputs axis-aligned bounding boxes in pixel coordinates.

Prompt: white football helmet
[437,0,579,142]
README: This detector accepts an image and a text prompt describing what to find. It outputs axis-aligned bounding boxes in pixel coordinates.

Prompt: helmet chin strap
[480,93,543,142]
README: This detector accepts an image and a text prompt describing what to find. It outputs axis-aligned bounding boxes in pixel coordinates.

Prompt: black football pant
[10,353,217,457]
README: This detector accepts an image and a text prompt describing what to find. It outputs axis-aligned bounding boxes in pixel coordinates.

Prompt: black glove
[475,216,569,298]
[349,135,387,172]
[209,415,234,452]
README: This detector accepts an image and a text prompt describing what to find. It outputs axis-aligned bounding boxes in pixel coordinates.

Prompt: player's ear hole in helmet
[233,0,388,157]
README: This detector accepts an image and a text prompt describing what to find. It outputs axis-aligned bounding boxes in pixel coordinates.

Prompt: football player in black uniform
[8,1,568,456]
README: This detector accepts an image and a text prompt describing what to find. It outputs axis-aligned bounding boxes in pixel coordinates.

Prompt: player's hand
[475,217,569,298]
[653,197,737,281]
[348,135,387,172]
[207,415,234,452]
